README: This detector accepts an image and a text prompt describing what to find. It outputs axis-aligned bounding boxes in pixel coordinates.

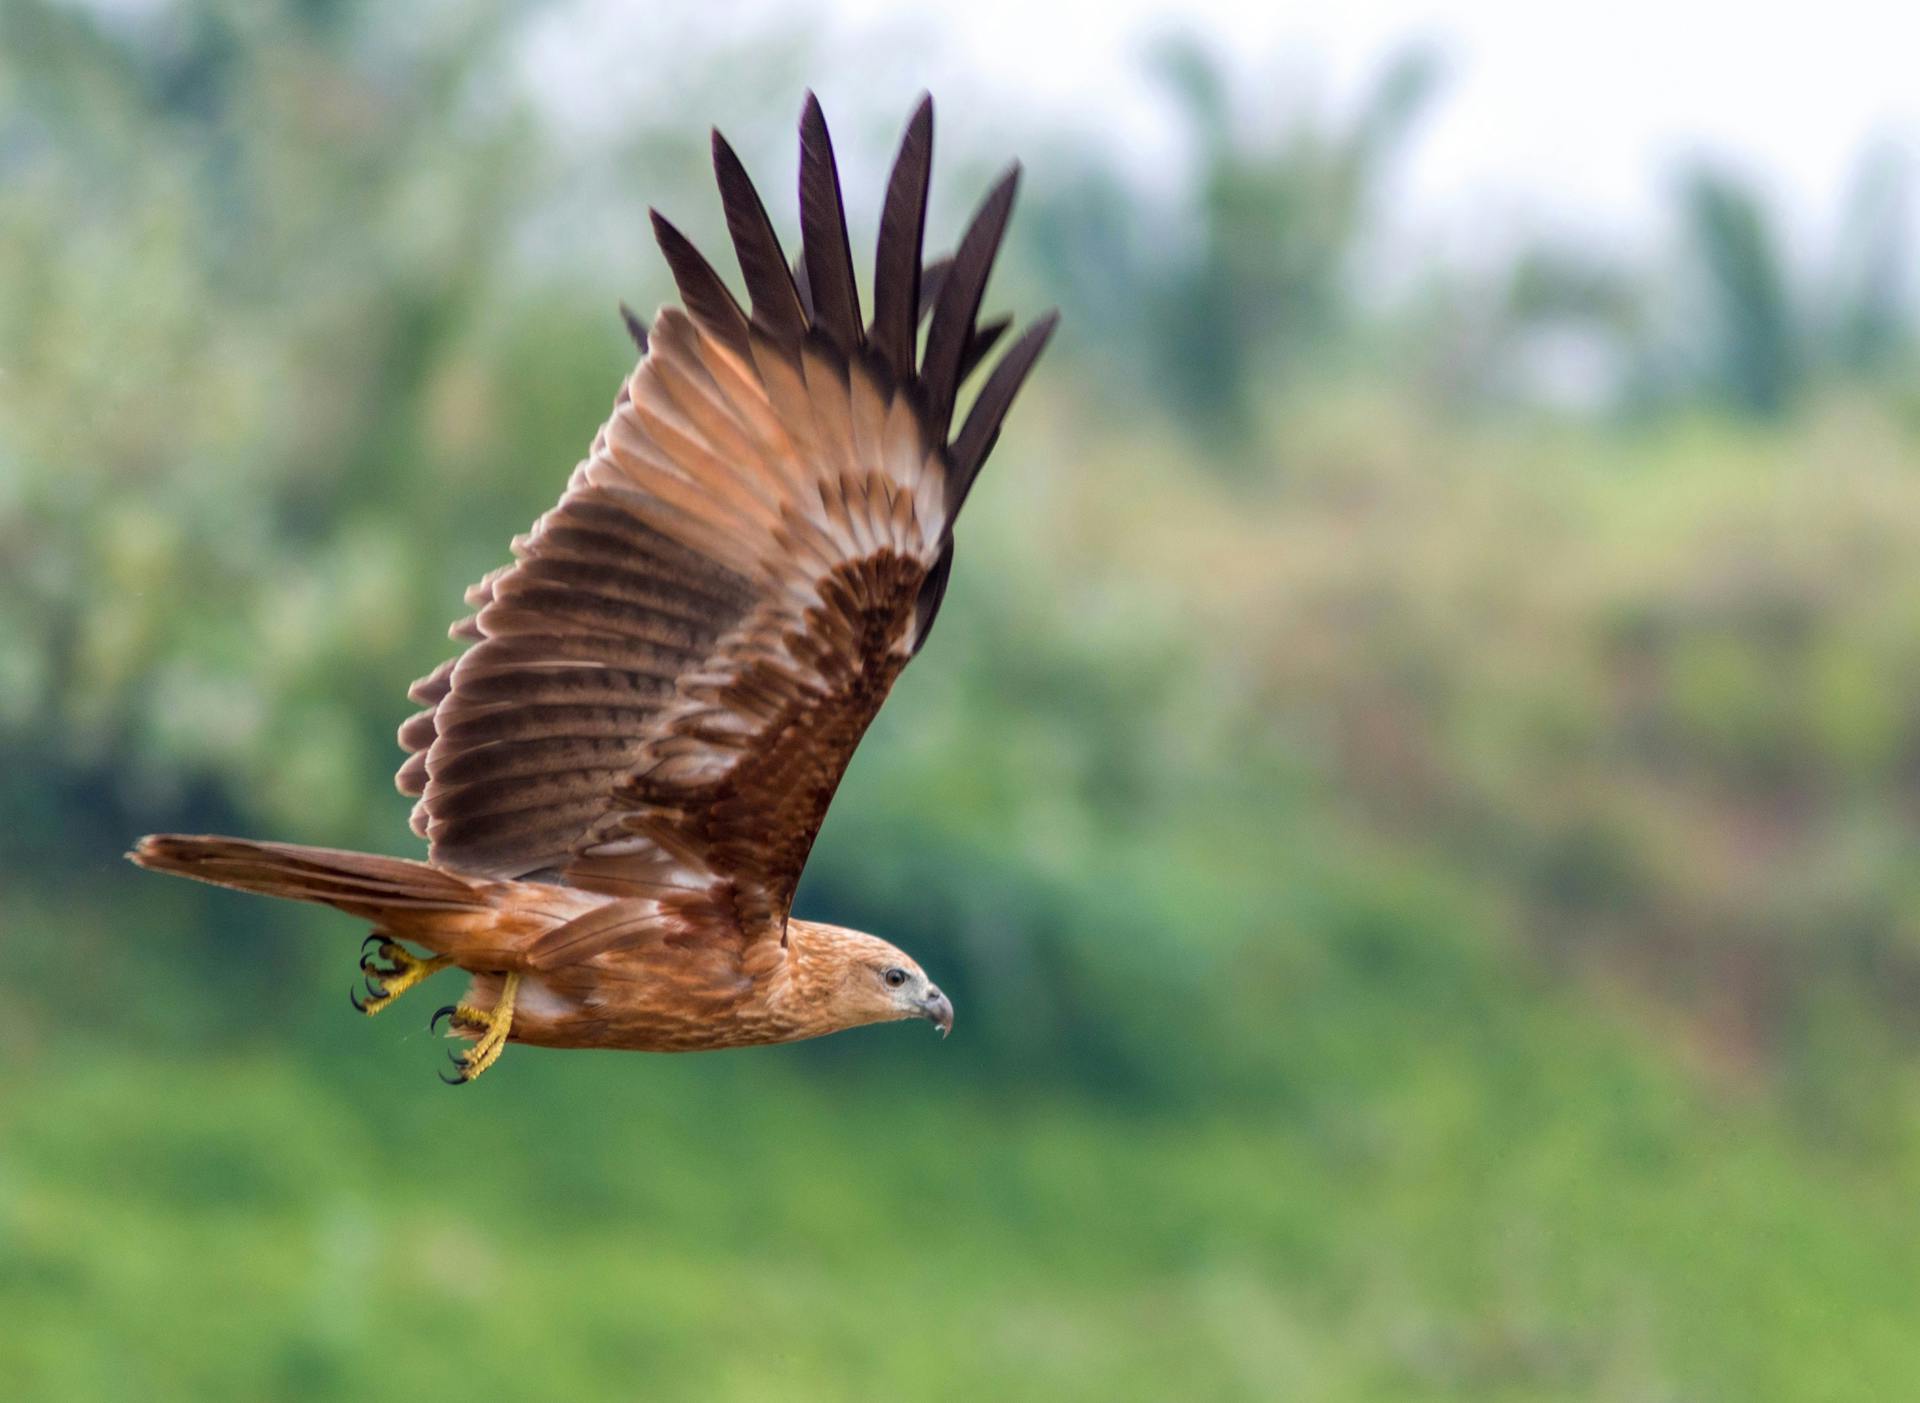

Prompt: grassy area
[8,799,1920,1401]
[8,980,1919,1401]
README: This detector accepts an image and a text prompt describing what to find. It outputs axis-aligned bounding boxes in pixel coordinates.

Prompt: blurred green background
[5,2,1920,1399]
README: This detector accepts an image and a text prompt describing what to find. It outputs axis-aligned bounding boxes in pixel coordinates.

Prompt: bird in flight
[131,94,1055,1083]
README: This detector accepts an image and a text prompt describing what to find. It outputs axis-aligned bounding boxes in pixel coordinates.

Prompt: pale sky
[530,0,1918,273]
[810,0,1919,260]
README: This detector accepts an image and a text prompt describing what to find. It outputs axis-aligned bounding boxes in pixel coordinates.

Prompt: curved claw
[430,1004,458,1034]
[439,1065,469,1086]
[364,973,387,1000]
[349,987,366,1013]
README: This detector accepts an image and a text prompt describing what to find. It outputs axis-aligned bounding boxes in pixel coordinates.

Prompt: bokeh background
[6,2,1920,1398]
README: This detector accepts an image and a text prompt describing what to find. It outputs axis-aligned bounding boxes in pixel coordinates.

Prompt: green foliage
[1402,150,1914,421]
[1027,41,1442,453]
[1678,165,1801,417]
[1827,143,1914,377]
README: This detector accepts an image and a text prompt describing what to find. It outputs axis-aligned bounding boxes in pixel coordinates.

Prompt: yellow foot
[352,937,454,1017]
[431,973,520,1086]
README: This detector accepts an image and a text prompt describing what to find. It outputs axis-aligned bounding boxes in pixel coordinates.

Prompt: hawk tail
[129,834,493,933]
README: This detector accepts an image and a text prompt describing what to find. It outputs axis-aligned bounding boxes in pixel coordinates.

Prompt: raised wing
[395,94,1055,956]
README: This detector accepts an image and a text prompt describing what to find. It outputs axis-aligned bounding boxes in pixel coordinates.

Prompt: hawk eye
[883,967,908,988]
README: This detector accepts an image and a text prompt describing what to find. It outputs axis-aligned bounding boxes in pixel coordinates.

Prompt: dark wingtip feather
[921,163,1021,435]
[648,208,751,359]
[871,94,935,381]
[959,314,1011,386]
[947,309,1058,514]
[909,538,955,654]
[618,301,650,356]
[711,127,808,341]
[797,91,862,353]
[792,252,814,320]
[918,256,952,323]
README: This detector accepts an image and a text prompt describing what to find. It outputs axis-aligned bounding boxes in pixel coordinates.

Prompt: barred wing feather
[395,93,1055,960]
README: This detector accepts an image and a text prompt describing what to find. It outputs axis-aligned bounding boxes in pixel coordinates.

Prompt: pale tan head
[782,919,954,1039]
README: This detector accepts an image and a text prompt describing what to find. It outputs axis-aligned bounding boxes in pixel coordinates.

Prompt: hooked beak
[918,987,954,1038]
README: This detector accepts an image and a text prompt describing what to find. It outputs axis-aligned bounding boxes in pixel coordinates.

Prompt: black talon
[349,987,366,1013]
[430,1004,457,1034]
[364,973,386,999]
[361,934,385,958]
[439,1066,468,1086]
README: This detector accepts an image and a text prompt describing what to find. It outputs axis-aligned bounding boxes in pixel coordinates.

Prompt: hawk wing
[395,94,1054,961]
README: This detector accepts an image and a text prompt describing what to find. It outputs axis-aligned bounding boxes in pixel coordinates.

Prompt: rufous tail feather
[129,834,491,945]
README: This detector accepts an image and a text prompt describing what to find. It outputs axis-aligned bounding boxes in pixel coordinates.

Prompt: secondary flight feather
[131,93,1055,1083]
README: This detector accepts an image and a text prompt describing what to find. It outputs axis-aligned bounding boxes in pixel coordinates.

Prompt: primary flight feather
[130,94,1055,1083]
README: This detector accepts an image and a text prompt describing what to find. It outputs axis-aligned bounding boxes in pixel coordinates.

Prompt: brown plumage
[130,93,1054,1080]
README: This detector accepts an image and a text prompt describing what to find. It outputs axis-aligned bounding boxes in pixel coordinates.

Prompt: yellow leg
[433,973,520,1085]
[353,937,454,1016]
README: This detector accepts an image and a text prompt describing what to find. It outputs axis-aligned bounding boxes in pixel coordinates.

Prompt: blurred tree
[1503,245,1644,331]
[1423,152,1915,423]
[1678,163,1802,418]
[1826,141,1913,377]
[1027,38,1441,459]
[1409,242,1651,412]
[1671,152,1916,420]
[0,0,585,857]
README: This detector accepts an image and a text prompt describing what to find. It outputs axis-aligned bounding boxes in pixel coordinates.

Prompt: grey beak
[920,987,954,1038]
